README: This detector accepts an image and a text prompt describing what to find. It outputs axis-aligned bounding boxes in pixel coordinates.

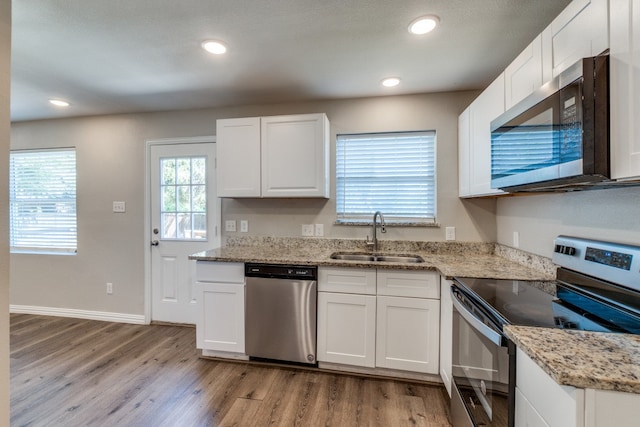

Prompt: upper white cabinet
[458,73,506,198]
[543,0,609,78]
[610,0,640,180]
[505,34,550,110]
[216,113,330,198]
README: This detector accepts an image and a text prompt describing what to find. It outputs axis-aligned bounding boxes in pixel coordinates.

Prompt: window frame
[335,130,437,225]
[9,148,78,255]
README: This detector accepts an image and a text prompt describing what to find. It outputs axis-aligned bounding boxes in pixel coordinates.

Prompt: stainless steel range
[450,236,640,427]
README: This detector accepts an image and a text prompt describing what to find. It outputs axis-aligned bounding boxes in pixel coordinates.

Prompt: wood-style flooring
[10,314,452,427]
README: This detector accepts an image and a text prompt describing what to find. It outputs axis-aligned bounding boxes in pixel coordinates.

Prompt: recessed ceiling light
[408,15,439,35]
[49,99,70,107]
[382,77,401,88]
[201,40,227,55]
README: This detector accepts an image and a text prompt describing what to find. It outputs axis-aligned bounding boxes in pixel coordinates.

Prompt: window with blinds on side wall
[9,148,78,254]
[336,131,436,223]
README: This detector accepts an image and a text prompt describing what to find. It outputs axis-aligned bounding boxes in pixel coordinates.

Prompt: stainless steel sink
[329,252,424,263]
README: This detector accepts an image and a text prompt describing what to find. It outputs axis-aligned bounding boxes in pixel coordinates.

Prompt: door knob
[151,240,159,246]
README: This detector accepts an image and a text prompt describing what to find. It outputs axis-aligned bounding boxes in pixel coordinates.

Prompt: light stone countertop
[505,325,640,394]
[188,237,557,281]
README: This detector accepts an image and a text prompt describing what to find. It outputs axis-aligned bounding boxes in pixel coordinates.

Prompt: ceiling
[11,0,572,122]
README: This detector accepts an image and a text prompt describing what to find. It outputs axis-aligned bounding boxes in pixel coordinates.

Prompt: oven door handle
[451,287,504,346]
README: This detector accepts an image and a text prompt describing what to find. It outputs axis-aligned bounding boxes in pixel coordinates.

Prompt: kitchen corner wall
[10,91,494,317]
[496,187,640,258]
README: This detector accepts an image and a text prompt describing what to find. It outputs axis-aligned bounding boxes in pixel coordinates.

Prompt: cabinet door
[515,387,550,427]
[317,292,376,367]
[196,282,245,353]
[439,278,453,397]
[468,73,506,196]
[610,0,640,180]
[458,107,471,197]
[261,113,330,198]
[545,0,609,78]
[376,296,439,374]
[505,34,547,109]
[216,117,261,197]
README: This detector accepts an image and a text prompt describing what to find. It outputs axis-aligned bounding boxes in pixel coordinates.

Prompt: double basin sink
[330,252,424,264]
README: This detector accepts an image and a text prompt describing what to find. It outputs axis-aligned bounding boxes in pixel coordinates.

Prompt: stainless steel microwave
[490,55,609,192]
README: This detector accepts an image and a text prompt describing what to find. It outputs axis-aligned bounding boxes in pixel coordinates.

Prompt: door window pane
[159,156,207,240]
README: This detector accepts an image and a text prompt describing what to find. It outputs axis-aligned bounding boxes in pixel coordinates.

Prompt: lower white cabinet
[515,347,640,427]
[195,261,245,354]
[317,267,440,375]
[316,292,376,367]
[376,295,440,374]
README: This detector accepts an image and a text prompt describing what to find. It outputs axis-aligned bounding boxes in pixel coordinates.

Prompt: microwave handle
[450,286,504,346]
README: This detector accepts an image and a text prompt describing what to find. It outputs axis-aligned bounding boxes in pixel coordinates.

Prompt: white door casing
[147,138,219,324]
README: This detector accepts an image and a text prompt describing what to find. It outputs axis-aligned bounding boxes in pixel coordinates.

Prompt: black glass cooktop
[453,277,558,328]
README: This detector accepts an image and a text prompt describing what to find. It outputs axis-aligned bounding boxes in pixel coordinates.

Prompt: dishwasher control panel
[245,263,317,280]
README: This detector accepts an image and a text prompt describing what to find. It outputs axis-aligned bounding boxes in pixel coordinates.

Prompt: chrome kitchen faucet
[366,211,386,252]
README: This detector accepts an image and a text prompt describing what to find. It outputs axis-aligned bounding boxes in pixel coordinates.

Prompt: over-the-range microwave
[490,55,609,192]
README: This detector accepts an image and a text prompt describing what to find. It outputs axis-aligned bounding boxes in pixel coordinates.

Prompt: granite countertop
[505,325,640,394]
[188,237,556,281]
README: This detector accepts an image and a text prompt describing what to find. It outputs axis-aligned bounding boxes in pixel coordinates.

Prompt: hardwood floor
[10,314,452,426]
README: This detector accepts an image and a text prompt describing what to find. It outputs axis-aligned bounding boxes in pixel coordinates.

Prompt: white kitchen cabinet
[195,261,246,355]
[376,295,440,374]
[505,34,549,109]
[610,0,640,180]
[543,0,609,79]
[439,277,453,397]
[515,348,640,427]
[459,73,506,198]
[317,267,377,367]
[377,269,439,299]
[216,113,330,198]
[317,291,377,367]
[458,107,471,197]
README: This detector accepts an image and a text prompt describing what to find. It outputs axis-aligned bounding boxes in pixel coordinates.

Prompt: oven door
[450,285,516,427]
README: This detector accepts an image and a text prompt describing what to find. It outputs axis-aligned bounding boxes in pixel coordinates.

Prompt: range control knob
[554,244,577,256]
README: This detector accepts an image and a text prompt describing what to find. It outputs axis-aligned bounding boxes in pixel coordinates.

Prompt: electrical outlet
[445,226,456,241]
[315,224,324,237]
[112,201,126,213]
[240,220,249,233]
[225,220,236,232]
[301,224,314,237]
[513,231,520,248]
[106,282,113,295]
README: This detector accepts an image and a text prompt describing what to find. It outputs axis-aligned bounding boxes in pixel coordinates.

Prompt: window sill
[334,220,440,228]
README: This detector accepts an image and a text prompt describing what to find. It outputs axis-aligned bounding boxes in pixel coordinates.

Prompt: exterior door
[150,141,219,324]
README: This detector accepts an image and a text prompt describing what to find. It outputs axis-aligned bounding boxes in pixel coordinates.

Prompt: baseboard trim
[10,305,147,324]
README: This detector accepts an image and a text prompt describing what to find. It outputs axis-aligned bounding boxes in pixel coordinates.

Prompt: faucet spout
[371,211,386,252]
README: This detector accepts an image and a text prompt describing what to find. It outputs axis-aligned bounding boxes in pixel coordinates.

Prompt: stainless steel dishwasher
[244,263,317,365]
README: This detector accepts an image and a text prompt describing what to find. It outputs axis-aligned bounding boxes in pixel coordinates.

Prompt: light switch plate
[445,226,456,241]
[302,224,314,237]
[513,231,520,248]
[112,201,126,213]
[240,220,249,233]
[225,220,236,232]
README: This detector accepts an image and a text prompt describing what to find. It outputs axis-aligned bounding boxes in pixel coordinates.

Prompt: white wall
[1,0,10,421]
[11,91,494,317]
[496,186,640,258]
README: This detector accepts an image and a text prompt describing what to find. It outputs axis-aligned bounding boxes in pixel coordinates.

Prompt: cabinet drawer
[195,261,245,283]
[377,270,439,298]
[318,267,376,295]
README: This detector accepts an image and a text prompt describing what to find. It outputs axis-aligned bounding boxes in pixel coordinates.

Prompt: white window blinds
[336,131,436,222]
[10,149,77,253]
